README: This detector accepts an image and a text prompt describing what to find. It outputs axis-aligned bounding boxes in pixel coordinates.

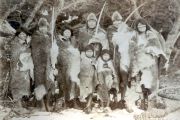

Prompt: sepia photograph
[0,0,180,119]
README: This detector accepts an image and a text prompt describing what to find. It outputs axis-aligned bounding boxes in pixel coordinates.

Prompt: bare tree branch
[129,0,141,19]
[23,0,45,28]
[125,1,147,23]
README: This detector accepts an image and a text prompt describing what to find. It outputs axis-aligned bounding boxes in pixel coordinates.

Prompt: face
[137,23,147,33]
[102,53,110,61]
[63,29,71,39]
[113,20,122,26]
[18,32,27,44]
[85,49,94,58]
[87,20,97,29]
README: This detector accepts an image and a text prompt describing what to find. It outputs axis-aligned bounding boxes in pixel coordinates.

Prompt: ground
[0,64,180,120]
[1,99,179,120]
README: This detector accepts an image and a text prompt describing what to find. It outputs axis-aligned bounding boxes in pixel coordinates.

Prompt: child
[96,49,118,99]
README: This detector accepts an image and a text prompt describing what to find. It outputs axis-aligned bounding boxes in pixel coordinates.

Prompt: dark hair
[85,44,94,58]
[134,19,150,33]
[85,44,94,52]
[101,49,112,62]
[60,25,73,36]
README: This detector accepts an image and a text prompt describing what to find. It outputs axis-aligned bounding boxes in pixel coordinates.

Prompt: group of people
[0,10,167,113]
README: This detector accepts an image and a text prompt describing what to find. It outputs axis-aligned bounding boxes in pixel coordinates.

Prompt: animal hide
[10,37,31,100]
[19,52,34,80]
[132,30,167,75]
[56,37,80,100]
[31,31,52,99]
[67,46,81,86]
[132,30,165,91]
[112,23,136,72]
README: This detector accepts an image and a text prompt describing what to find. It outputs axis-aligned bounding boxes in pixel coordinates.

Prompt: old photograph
[0,0,180,119]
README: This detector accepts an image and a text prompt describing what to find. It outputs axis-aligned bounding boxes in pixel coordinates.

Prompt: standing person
[83,43,118,113]
[79,45,98,103]
[132,19,167,110]
[56,25,81,109]
[82,41,104,113]
[78,13,108,111]
[96,49,119,108]
[10,31,34,109]
[107,11,123,56]
[110,11,136,111]
[78,12,109,52]
[31,18,53,111]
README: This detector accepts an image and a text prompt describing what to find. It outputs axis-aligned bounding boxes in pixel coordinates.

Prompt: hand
[91,59,96,66]
[26,36,31,44]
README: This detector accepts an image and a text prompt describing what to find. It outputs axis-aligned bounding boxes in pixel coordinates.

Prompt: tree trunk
[165,15,180,64]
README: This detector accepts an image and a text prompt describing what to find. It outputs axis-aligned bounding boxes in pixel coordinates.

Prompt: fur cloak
[56,37,80,100]
[10,37,33,100]
[31,31,52,100]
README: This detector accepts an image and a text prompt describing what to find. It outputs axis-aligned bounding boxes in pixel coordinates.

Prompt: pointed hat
[112,11,123,22]
[87,13,97,21]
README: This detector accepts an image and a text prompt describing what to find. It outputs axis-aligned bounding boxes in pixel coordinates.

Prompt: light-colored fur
[34,85,47,101]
